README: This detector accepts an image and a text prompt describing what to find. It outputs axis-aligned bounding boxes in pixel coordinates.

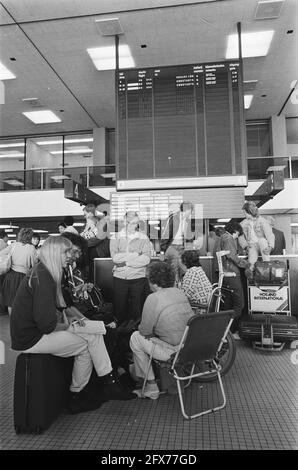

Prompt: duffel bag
[254,261,271,284]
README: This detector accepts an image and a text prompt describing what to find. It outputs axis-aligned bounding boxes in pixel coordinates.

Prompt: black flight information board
[116,61,247,190]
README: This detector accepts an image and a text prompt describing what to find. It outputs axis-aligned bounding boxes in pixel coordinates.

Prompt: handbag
[0,244,15,275]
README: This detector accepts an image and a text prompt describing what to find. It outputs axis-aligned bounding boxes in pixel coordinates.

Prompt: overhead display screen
[116,61,247,190]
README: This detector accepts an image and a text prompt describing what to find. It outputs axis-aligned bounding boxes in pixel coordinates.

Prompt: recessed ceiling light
[0,142,24,148]
[225,30,274,58]
[244,95,253,109]
[0,61,16,80]
[22,110,62,124]
[0,152,24,158]
[35,138,93,145]
[87,44,135,71]
[3,179,24,186]
[51,148,93,155]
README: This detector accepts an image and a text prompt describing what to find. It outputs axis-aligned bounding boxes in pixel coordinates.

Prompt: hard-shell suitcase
[239,314,298,351]
[239,314,267,340]
[14,353,73,434]
[270,315,298,342]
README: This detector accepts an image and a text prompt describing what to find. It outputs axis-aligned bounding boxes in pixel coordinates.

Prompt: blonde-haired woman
[10,236,135,414]
[3,227,38,314]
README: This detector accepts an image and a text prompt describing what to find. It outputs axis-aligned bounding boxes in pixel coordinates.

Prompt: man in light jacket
[110,212,151,325]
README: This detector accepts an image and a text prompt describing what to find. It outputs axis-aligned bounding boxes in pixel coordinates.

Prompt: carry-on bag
[14,353,73,434]
[239,314,268,340]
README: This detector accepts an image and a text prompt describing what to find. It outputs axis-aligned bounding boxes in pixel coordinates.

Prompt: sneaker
[232,332,241,340]
[133,383,160,400]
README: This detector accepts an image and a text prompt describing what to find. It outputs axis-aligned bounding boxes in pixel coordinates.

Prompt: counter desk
[94,255,298,316]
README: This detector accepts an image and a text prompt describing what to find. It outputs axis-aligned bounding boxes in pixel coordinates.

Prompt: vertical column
[93,127,106,167]
[271,115,287,156]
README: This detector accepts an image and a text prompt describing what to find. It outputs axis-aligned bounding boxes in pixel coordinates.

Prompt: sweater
[110,230,151,280]
[10,263,58,351]
[138,288,193,346]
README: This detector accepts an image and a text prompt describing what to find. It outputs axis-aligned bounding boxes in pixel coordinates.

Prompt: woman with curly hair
[2,227,38,314]
[180,250,212,312]
[130,261,193,399]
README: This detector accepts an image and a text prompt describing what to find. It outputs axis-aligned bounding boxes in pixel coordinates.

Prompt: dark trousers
[113,277,149,325]
[223,275,245,333]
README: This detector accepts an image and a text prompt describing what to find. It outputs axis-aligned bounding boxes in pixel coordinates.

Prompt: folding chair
[142,310,235,420]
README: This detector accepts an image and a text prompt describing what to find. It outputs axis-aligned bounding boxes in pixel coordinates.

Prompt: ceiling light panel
[22,110,62,124]
[95,18,124,36]
[0,62,16,80]
[255,1,284,20]
[244,95,253,109]
[87,45,135,71]
[226,31,274,58]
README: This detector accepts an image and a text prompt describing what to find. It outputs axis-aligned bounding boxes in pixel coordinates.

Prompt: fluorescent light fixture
[4,228,14,233]
[100,173,116,178]
[0,142,24,148]
[36,138,93,145]
[49,233,60,236]
[8,234,16,238]
[290,223,298,227]
[226,30,274,58]
[0,153,24,158]
[87,44,135,71]
[244,95,253,109]
[50,175,70,181]
[73,222,85,227]
[0,62,16,80]
[33,229,48,233]
[51,149,93,155]
[22,110,62,124]
[217,219,230,222]
[0,225,19,229]
[148,220,160,225]
[3,179,24,186]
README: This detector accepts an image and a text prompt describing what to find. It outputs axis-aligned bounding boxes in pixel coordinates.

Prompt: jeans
[248,237,270,264]
[113,277,149,324]
[223,275,245,333]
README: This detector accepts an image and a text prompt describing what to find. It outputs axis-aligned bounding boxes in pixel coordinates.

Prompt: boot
[98,371,137,401]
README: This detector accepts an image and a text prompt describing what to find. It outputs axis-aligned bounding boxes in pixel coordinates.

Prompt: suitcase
[239,314,298,351]
[14,353,73,434]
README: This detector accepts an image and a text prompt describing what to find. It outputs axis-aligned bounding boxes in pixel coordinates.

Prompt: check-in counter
[94,255,298,316]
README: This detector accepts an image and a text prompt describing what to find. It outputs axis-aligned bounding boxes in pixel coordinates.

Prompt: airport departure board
[116,61,247,190]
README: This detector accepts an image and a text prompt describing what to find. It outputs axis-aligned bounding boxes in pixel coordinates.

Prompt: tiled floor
[0,314,297,450]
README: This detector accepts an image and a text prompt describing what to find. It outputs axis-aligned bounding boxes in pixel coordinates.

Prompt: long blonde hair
[36,236,73,307]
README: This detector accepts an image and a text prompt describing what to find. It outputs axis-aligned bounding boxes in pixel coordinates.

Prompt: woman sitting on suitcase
[10,236,135,414]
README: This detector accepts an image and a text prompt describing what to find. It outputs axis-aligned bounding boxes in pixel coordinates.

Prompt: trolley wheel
[183,331,236,383]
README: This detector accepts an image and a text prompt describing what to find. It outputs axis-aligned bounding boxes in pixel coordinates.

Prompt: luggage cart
[242,259,297,351]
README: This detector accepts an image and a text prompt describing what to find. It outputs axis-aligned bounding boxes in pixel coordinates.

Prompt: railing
[0,157,298,192]
[0,165,116,191]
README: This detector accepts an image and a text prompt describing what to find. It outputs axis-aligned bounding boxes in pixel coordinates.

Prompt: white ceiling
[0,0,297,137]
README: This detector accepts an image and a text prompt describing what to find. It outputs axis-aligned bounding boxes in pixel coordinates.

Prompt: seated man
[130,261,193,399]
